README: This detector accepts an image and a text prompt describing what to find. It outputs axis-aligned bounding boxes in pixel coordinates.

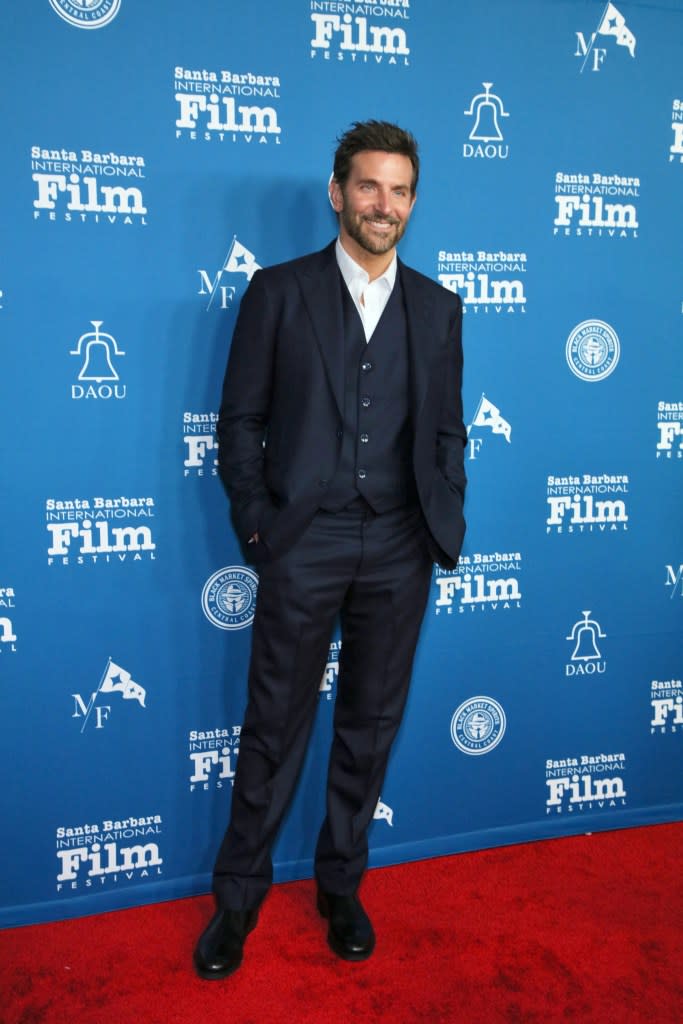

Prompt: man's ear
[329,176,344,213]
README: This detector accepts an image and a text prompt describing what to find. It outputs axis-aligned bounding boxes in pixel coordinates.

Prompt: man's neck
[338,233,396,282]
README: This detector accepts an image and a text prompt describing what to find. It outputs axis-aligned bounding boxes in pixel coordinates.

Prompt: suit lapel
[399,260,439,422]
[296,242,345,417]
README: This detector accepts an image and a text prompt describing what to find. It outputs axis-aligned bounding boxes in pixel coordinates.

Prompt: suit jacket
[217,240,467,569]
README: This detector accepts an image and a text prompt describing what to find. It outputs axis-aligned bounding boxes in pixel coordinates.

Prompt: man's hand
[248,533,260,544]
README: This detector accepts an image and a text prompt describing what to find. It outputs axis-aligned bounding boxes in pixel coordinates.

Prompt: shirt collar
[335,237,397,296]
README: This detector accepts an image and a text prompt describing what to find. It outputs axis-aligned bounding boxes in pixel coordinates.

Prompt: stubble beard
[340,206,406,256]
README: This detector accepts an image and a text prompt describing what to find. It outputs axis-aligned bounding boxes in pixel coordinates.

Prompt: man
[194,120,466,979]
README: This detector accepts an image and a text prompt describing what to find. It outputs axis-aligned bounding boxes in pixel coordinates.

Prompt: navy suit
[212,240,466,909]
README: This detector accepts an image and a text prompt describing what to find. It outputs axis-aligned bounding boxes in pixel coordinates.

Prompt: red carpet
[2,824,681,1023]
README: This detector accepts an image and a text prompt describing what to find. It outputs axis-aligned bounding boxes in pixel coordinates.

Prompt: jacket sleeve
[436,294,467,509]
[216,270,277,541]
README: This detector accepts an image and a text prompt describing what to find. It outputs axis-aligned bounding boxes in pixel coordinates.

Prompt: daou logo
[463,83,509,159]
[565,611,606,676]
[70,321,126,400]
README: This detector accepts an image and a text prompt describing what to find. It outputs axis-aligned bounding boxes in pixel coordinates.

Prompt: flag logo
[73,658,146,732]
[373,799,394,826]
[469,394,511,443]
[197,236,262,311]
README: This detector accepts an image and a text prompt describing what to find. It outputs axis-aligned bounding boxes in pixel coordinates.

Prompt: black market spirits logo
[657,402,683,459]
[49,1,121,30]
[434,552,522,615]
[189,727,241,791]
[46,496,156,565]
[55,814,162,893]
[31,146,147,226]
[463,83,509,160]
[651,679,683,734]
[546,474,628,533]
[310,0,410,66]
[553,171,639,237]
[671,99,683,164]
[174,66,282,144]
[438,249,526,314]
[545,753,627,814]
[0,587,17,654]
[184,412,218,476]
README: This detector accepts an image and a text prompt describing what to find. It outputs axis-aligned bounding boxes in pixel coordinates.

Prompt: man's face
[330,150,416,260]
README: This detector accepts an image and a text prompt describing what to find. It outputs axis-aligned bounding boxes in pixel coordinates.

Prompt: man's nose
[373,190,392,215]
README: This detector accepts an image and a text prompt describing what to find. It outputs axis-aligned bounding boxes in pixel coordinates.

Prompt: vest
[319,271,417,513]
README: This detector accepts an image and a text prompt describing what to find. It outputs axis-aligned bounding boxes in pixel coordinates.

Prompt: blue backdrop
[1,0,681,927]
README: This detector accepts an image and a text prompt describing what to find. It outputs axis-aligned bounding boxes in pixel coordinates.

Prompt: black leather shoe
[193,907,259,980]
[316,889,375,961]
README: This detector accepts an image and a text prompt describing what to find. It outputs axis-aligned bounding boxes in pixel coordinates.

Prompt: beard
[339,205,406,255]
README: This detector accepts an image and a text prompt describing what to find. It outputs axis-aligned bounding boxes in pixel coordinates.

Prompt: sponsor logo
[70,321,126,400]
[202,566,258,630]
[546,473,629,534]
[575,3,636,73]
[451,697,506,755]
[373,798,394,826]
[184,412,219,477]
[671,99,683,163]
[197,236,261,311]
[463,83,509,159]
[553,171,639,237]
[189,726,241,791]
[46,495,157,566]
[438,249,526,313]
[565,611,607,677]
[566,319,620,381]
[657,402,683,459]
[545,752,627,814]
[466,393,512,461]
[31,145,147,226]
[55,813,163,893]
[650,679,683,735]
[174,65,282,144]
[434,552,522,616]
[310,0,410,66]
[320,640,341,701]
[665,563,683,600]
[49,0,121,30]
[0,587,17,654]
[72,658,146,731]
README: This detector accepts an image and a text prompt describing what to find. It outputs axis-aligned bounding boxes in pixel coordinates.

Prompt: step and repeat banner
[1,0,681,926]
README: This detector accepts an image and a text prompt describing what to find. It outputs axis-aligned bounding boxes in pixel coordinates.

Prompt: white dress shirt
[335,238,397,342]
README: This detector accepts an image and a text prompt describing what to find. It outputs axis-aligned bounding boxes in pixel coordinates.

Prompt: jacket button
[361,361,372,372]
[357,469,367,480]
[336,430,343,439]
[360,433,369,443]
[361,396,371,408]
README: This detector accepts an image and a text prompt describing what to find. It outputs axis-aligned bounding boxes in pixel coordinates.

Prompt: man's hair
[333,120,419,194]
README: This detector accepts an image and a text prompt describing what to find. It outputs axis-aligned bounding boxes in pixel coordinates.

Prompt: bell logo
[70,321,126,400]
[463,83,509,160]
[565,611,607,676]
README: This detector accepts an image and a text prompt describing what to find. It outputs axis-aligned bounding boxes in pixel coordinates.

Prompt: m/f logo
[466,394,511,461]
[189,727,241,791]
[463,83,509,159]
[651,680,683,734]
[310,7,410,66]
[197,236,261,310]
[575,3,636,72]
[70,321,126,400]
[665,564,683,599]
[72,658,147,731]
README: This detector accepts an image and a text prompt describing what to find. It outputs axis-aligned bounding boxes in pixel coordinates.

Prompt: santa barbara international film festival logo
[70,321,126,401]
[463,83,510,160]
[574,3,636,73]
[31,145,147,227]
[566,320,620,382]
[183,412,218,477]
[72,657,146,732]
[565,610,607,677]
[45,495,156,566]
[189,725,241,792]
[309,0,410,67]
[197,236,262,311]
[437,249,526,314]
[174,65,282,145]
[202,567,259,630]
[553,171,639,238]
[545,752,627,814]
[0,586,18,655]
[55,812,162,895]
[49,0,121,30]
[657,402,683,459]
[434,551,522,616]
[320,640,341,701]
[546,472,628,534]
[651,678,683,735]
[670,98,683,164]
[466,394,511,462]
[451,697,506,756]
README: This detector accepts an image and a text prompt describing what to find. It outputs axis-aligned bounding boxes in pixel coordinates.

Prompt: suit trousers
[212,500,434,910]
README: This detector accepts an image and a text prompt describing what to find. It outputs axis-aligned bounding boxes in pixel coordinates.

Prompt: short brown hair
[333,120,419,194]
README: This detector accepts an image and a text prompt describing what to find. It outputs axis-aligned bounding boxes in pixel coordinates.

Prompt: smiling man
[194,120,467,979]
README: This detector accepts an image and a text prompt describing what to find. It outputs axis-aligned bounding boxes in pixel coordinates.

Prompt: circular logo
[49,0,121,30]
[450,696,506,756]
[565,320,620,382]
[201,567,259,630]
